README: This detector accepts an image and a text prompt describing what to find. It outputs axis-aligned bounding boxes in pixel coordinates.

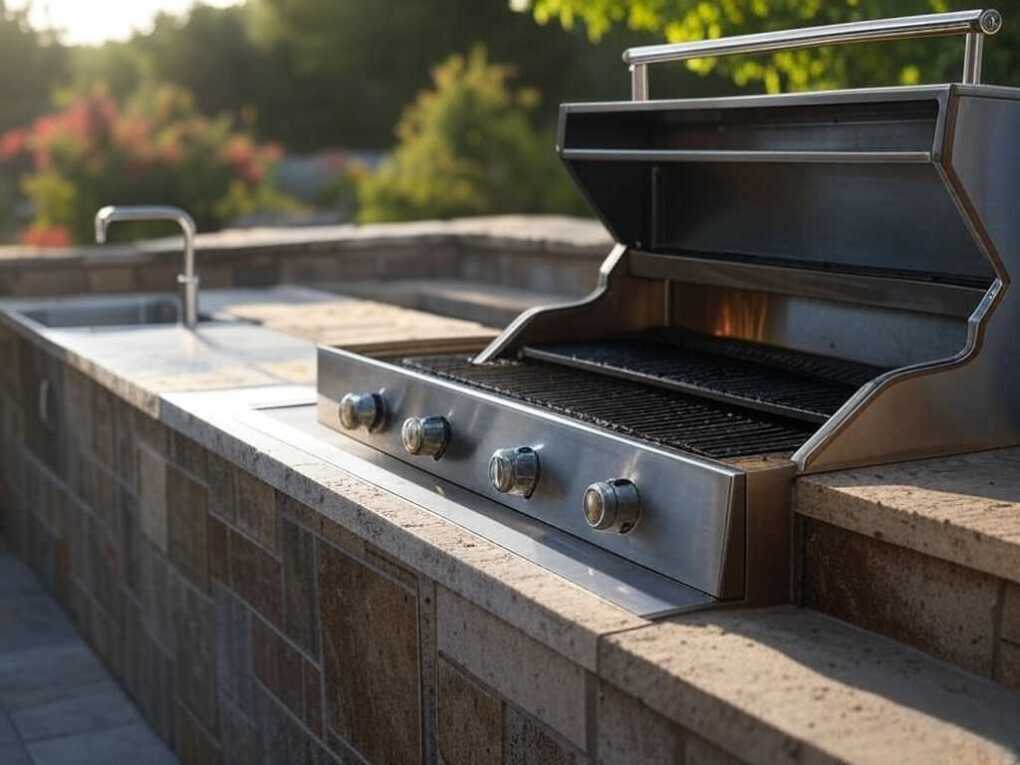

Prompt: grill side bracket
[798,92,1020,472]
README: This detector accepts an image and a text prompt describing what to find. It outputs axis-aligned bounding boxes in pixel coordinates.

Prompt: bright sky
[10,0,241,46]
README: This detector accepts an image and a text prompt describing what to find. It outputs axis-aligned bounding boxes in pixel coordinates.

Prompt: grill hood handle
[623,8,1002,99]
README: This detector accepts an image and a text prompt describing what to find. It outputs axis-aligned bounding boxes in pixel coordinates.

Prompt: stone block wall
[0,328,740,763]
[0,218,609,301]
[797,516,1020,692]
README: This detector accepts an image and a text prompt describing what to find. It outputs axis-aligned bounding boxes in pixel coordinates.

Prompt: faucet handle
[94,205,196,244]
[94,205,200,329]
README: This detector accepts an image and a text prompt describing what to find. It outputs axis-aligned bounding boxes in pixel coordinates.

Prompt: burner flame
[713,291,770,341]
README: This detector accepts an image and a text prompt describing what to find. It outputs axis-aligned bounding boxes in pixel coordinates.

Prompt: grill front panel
[316,346,748,598]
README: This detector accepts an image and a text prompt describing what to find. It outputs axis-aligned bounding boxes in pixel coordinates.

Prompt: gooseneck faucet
[94,205,199,330]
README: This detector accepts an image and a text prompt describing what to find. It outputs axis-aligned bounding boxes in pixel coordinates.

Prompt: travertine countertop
[0,287,495,415]
[796,450,1020,585]
[3,286,1019,764]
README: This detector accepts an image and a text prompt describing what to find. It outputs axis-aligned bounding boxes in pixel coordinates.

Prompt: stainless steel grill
[316,9,1020,616]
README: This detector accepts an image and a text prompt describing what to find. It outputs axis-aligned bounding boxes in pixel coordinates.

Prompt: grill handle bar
[623,9,1002,100]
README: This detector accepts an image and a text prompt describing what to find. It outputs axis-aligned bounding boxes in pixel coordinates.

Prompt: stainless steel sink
[17,296,246,329]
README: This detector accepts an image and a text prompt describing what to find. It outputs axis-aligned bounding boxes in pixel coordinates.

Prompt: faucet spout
[93,205,199,329]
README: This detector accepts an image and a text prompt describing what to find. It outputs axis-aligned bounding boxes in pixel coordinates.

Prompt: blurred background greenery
[1,0,1018,244]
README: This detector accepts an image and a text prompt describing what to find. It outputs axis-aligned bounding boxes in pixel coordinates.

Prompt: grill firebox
[402,345,824,460]
[317,10,1020,616]
[524,332,884,422]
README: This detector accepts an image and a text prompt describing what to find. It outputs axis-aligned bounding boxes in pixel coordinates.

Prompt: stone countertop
[0,215,613,266]
[159,384,1020,765]
[3,286,1019,763]
[796,450,1020,586]
[602,607,1020,764]
[0,287,495,416]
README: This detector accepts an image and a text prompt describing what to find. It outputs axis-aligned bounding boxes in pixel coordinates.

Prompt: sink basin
[18,296,245,329]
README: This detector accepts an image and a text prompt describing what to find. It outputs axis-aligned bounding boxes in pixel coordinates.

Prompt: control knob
[401,416,451,459]
[488,447,540,498]
[338,392,385,431]
[583,479,641,534]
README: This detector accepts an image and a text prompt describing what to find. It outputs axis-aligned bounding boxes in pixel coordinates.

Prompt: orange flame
[712,291,770,341]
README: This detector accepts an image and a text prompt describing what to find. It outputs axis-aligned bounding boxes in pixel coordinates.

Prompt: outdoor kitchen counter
[1,289,1018,764]
[796,451,1020,587]
[795,452,1020,695]
[0,286,497,417]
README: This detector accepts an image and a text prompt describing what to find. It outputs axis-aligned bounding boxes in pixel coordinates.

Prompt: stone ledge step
[602,605,1020,765]
[794,449,1020,691]
[795,449,1020,586]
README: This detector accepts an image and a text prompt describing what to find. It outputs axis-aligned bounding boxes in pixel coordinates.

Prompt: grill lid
[559,89,994,287]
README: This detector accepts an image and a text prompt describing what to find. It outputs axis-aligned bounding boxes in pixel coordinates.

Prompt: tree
[357,48,587,223]
[516,0,1020,94]
[56,1,669,153]
[0,1,66,134]
[0,2,67,237]
[247,0,661,148]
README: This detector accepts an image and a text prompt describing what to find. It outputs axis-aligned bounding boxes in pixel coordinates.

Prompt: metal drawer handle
[623,8,1002,100]
[38,378,51,429]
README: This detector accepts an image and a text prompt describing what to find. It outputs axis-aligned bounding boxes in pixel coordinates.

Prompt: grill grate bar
[401,354,816,459]
[524,334,884,424]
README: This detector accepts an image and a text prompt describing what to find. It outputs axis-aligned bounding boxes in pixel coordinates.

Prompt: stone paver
[0,709,17,743]
[26,722,177,765]
[796,448,1020,585]
[0,594,77,654]
[0,743,31,763]
[10,683,141,742]
[0,544,178,764]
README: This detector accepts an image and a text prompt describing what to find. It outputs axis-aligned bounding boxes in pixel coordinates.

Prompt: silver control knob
[338,392,385,431]
[583,479,640,534]
[401,416,450,459]
[488,447,540,498]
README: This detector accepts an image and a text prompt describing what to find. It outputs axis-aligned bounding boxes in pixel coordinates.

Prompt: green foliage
[518,0,1020,93]
[0,1,66,134]
[2,84,296,245]
[27,0,663,152]
[65,41,149,105]
[235,0,657,148]
[315,170,360,218]
[357,48,588,223]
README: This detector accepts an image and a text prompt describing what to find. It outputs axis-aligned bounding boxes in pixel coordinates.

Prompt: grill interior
[401,355,812,460]
[401,332,884,461]
[524,331,884,423]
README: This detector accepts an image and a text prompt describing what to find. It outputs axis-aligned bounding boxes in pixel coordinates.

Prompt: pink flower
[0,128,26,160]
[21,224,71,248]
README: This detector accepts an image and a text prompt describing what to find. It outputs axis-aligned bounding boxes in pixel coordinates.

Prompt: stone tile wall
[799,517,1020,692]
[0,326,735,764]
[0,221,606,301]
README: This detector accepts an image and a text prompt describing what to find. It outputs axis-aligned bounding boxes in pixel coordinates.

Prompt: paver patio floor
[0,537,177,765]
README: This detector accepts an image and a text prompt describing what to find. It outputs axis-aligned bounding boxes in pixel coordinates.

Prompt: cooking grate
[401,354,817,460]
[523,333,884,423]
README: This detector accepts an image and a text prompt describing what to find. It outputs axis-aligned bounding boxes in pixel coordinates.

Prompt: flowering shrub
[0,85,295,244]
[357,47,587,223]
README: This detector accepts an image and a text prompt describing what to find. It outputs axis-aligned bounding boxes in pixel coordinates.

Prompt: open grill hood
[559,87,995,288]
[476,82,1020,473]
